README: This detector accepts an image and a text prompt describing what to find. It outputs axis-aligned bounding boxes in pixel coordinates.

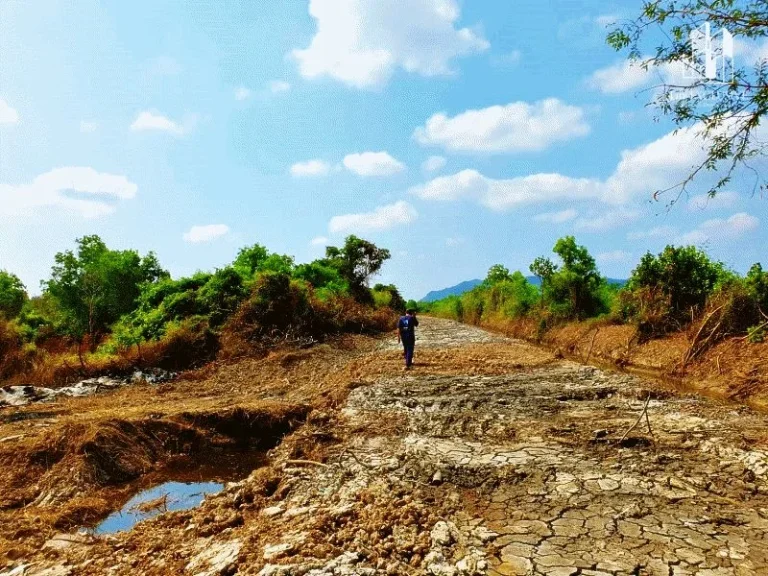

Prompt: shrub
[0,270,27,319]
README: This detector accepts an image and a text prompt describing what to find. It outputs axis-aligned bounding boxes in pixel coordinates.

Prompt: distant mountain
[421,276,626,302]
[420,279,483,302]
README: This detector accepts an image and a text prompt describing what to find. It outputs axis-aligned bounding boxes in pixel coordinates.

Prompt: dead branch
[584,328,600,363]
[618,393,653,445]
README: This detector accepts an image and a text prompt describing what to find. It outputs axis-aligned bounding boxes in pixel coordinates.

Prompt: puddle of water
[94,480,223,535]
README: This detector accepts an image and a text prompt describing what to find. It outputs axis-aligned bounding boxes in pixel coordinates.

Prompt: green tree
[233,244,269,278]
[627,245,730,316]
[530,236,608,319]
[485,264,512,285]
[44,235,168,347]
[0,270,27,319]
[323,236,391,302]
[607,1,768,200]
[372,283,407,311]
[745,263,768,312]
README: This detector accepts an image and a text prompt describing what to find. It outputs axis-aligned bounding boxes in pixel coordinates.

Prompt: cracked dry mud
[16,318,768,576]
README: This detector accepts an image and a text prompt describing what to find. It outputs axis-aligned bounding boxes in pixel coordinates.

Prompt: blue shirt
[398,315,419,342]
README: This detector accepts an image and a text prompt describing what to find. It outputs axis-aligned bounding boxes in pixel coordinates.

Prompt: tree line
[423,236,768,350]
[0,235,406,382]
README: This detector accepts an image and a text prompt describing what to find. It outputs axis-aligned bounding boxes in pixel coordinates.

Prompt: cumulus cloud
[413,99,590,153]
[310,236,330,246]
[183,224,230,244]
[130,110,195,135]
[411,123,718,211]
[409,169,597,210]
[0,167,137,218]
[329,200,417,234]
[234,87,252,101]
[269,80,291,94]
[343,151,405,176]
[290,160,331,177]
[533,209,578,223]
[0,98,19,125]
[291,0,488,89]
[421,155,447,173]
[678,212,759,245]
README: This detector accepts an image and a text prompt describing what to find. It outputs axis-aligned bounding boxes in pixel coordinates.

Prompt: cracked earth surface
[14,317,768,576]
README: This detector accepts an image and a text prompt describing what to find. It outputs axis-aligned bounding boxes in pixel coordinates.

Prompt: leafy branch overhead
[608,0,768,201]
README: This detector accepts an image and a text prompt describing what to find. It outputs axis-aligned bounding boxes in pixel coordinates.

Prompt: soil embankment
[1,318,768,575]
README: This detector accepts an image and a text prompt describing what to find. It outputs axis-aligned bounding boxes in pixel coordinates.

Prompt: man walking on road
[397,308,419,370]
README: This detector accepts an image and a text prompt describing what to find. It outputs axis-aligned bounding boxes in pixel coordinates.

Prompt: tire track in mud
[12,317,768,576]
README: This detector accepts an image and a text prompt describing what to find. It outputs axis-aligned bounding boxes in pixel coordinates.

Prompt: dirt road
[4,317,768,575]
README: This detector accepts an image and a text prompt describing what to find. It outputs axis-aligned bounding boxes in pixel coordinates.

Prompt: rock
[431,521,460,547]
[185,539,241,576]
[262,506,285,518]
[263,543,294,561]
[257,565,296,576]
[471,526,498,543]
[432,470,444,484]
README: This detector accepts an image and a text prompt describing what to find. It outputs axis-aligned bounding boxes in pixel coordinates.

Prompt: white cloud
[269,80,291,94]
[627,225,677,241]
[410,169,598,210]
[290,159,331,177]
[183,224,230,244]
[414,99,590,153]
[310,236,330,246]
[411,123,720,211]
[421,155,447,173]
[445,237,464,246]
[291,0,489,89]
[79,121,98,133]
[679,212,759,245]
[329,200,417,234]
[587,57,693,95]
[343,151,405,176]
[0,167,137,218]
[687,191,739,211]
[0,98,19,125]
[597,250,632,263]
[130,110,194,136]
[533,209,578,223]
[234,87,252,101]
[587,60,651,94]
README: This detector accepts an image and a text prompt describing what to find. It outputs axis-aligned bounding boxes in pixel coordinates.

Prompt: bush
[619,245,733,336]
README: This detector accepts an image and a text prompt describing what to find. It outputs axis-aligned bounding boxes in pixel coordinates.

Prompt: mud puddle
[94,480,223,534]
[90,449,267,535]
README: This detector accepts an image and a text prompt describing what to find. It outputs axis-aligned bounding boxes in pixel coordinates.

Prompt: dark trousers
[402,339,415,367]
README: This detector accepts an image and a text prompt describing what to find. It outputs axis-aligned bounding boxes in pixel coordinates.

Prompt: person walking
[397,308,419,370]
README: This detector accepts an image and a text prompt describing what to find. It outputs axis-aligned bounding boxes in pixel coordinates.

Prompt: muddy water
[95,481,223,534]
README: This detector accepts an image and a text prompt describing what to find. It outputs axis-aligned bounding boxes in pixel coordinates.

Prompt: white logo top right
[684,21,734,83]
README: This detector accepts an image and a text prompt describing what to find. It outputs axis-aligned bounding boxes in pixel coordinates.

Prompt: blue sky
[1,0,766,300]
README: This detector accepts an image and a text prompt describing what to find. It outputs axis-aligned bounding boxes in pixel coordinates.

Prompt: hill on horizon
[420,276,627,302]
